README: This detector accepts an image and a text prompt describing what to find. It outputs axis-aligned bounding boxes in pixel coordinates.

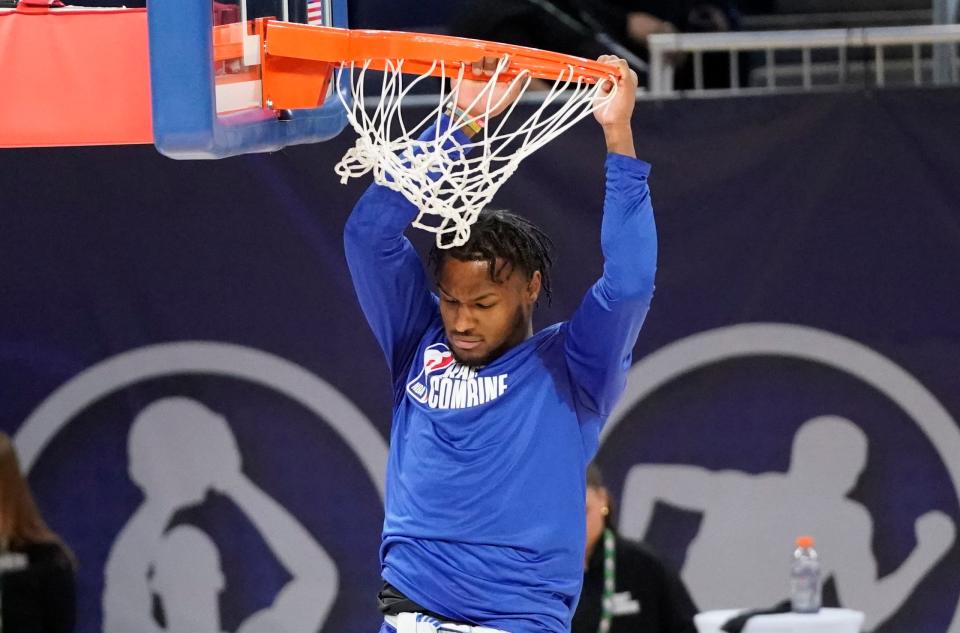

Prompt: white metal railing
[741,9,933,30]
[647,24,960,96]
[934,0,959,25]
[934,0,960,81]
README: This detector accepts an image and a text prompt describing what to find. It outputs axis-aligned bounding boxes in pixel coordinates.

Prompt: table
[695,608,865,633]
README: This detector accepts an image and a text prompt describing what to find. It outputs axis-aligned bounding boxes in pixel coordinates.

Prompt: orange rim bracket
[260,18,337,110]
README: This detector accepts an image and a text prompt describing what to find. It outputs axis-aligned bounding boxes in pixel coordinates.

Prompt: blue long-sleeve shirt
[344,123,657,633]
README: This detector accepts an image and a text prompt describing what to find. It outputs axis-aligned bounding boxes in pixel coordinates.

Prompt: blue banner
[2,88,959,633]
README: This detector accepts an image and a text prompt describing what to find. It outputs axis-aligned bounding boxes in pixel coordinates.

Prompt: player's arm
[344,184,439,383]
[565,57,657,416]
[344,117,475,381]
[344,57,523,382]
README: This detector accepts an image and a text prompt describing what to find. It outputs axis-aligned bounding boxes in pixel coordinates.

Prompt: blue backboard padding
[148,0,349,159]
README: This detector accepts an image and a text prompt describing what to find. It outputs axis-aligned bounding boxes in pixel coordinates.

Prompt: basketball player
[344,56,656,633]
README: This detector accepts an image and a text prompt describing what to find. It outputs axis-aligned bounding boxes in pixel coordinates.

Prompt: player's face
[437,257,541,367]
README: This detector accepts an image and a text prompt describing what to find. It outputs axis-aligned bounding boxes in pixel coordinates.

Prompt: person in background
[449,0,744,90]
[572,463,697,633]
[0,432,76,633]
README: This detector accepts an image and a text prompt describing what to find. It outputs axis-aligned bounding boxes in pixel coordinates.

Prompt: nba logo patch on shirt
[406,343,508,409]
[406,343,456,403]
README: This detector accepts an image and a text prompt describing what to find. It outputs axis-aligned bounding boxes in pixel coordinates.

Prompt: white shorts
[384,612,510,633]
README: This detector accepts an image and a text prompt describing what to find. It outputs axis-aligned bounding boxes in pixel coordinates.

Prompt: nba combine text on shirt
[406,344,509,410]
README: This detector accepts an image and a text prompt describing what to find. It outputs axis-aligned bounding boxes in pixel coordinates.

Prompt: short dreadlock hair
[428,209,553,305]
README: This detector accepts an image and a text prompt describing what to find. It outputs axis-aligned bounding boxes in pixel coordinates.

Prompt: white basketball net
[333,56,618,248]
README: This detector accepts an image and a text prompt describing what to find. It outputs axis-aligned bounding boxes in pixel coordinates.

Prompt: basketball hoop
[260,25,622,248]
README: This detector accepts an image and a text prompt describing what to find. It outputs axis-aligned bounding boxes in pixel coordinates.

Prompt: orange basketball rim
[239,20,621,111]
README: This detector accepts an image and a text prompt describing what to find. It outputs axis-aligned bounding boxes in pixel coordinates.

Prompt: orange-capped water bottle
[790,535,821,613]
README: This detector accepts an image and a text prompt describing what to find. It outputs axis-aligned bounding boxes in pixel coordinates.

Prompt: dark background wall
[2,88,959,633]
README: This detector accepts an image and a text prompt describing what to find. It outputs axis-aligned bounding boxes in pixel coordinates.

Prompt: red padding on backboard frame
[0,4,152,147]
